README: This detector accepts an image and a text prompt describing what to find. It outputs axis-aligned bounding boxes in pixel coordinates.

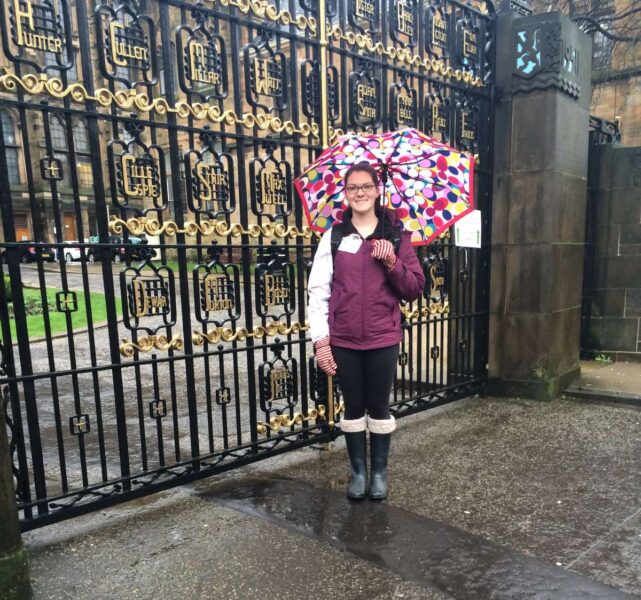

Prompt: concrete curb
[564,387,641,408]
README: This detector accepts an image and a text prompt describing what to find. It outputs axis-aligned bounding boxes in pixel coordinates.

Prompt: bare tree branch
[572,15,641,42]
[595,5,641,23]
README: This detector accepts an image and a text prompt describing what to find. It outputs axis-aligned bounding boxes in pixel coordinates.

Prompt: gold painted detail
[192,321,309,345]
[401,302,450,319]
[263,273,289,307]
[12,0,63,53]
[119,334,184,357]
[396,93,414,126]
[109,215,319,239]
[261,170,287,206]
[326,26,483,88]
[109,22,149,66]
[212,0,317,34]
[257,405,325,435]
[0,71,318,136]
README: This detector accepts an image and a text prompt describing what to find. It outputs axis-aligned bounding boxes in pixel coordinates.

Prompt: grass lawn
[8,287,122,341]
[140,260,196,273]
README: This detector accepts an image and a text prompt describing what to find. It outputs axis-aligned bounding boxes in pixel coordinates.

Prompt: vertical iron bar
[159,2,200,468]
[75,0,131,490]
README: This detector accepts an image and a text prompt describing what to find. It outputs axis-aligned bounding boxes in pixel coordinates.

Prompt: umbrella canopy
[294,128,475,246]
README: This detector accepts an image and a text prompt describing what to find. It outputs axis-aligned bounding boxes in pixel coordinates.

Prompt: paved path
[565,360,641,406]
[24,396,641,599]
[209,477,635,600]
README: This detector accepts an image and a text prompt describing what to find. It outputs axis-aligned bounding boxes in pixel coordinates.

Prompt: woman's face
[345,170,379,217]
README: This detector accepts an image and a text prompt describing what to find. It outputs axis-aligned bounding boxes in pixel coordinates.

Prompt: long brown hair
[344,163,379,186]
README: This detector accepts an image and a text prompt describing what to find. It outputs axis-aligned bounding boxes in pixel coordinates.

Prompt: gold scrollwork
[401,301,450,320]
[109,215,320,240]
[326,26,484,88]
[0,70,319,137]
[257,405,326,435]
[192,321,309,345]
[119,334,184,357]
[212,0,317,34]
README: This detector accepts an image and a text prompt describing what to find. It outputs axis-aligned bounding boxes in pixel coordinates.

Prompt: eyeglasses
[345,182,377,195]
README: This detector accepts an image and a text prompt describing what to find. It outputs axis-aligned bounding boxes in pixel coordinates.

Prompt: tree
[530,1,641,78]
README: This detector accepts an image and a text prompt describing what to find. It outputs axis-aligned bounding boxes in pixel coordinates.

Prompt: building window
[49,115,69,186]
[50,115,67,151]
[591,0,615,15]
[593,28,613,69]
[1,110,21,186]
[73,120,93,188]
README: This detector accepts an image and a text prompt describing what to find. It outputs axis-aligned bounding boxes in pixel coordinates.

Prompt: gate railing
[0,0,495,530]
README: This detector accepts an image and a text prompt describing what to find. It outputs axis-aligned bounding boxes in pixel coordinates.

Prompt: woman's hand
[371,239,397,270]
[314,337,337,376]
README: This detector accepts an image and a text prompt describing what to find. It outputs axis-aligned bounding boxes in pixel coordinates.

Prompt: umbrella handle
[380,169,388,239]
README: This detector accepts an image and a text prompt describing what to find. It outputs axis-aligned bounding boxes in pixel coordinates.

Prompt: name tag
[338,235,362,254]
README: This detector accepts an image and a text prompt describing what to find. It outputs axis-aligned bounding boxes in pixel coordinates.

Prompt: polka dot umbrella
[294,128,475,246]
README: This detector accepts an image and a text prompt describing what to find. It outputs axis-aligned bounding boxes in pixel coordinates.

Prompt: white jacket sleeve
[307,230,333,343]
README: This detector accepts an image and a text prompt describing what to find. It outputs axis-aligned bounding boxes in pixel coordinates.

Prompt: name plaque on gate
[109,22,150,67]
[188,41,222,85]
[426,96,449,139]
[428,262,449,313]
[260,169,287,207]
[357,84,377,119]
[11,0,63,52]
[195,163,230,204]
[433,102,447,131]
[463,30,478,59]
[396,0,415,37]
[253,58,283,97]
[430,11,448,49]
[354,0,376,20]
[396,93,415,127]
[264,273,290,307]
[119,154,161,200]
[350,74,381,127]
[269,366,293,402]
[131,276,170,318]
[201,273,235,312]
[460,111,475,141]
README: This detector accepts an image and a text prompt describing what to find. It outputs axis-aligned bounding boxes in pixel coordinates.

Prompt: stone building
[530,0,641,146]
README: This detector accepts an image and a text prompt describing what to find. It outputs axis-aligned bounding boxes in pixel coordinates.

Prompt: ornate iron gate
[0,0,495,530]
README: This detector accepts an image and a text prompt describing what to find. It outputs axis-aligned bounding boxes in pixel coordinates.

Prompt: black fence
[0,0,495,530]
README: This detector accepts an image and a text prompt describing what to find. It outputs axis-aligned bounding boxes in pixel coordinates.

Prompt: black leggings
[332,345,399,421]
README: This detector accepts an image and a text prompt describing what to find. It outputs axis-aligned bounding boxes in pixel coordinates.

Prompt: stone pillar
[0,404,31,599]
[488,8,593,399]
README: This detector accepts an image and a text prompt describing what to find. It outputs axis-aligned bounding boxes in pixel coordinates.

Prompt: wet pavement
[207,477,635,599]
[23,394,641,600]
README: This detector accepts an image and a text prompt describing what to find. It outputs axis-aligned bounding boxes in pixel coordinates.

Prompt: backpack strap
[390,226,402,255]
[331,221,402,264]
[330,223,344,264]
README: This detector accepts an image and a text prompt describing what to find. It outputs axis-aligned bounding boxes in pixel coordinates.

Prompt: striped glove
[314,336,337,376]
[372,239,397,270]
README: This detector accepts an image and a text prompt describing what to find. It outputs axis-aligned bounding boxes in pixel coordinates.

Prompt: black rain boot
[341,416,368,500]
[367,416,396,501]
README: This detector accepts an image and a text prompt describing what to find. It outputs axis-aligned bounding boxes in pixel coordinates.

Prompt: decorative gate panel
[0,0,495,530]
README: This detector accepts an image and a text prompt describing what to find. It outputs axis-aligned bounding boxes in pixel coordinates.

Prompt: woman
[307,163,425,500]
